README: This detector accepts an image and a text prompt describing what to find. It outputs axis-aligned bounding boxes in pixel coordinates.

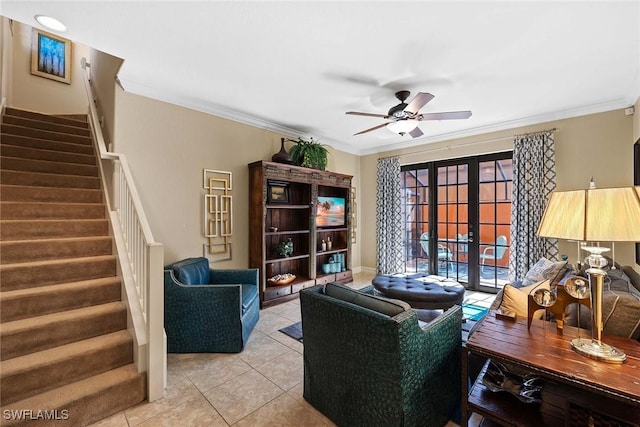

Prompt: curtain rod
[514,128,557,138]
[379,127,558,161]
[379,135,512,161]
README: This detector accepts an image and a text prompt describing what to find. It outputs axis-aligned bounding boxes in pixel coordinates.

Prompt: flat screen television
[316,196,346,228]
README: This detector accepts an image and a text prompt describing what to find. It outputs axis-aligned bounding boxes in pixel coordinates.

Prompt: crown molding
[118,76,633,158]
[356,97,634,156]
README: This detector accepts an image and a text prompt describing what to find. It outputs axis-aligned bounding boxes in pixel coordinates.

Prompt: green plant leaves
[287,137,328,171]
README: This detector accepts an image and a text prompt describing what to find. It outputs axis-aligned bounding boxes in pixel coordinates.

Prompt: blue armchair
[164,257,259,353]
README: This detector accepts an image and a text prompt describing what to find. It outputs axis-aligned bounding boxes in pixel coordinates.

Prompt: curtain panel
[376,157,404,274]
[509,130,558,282]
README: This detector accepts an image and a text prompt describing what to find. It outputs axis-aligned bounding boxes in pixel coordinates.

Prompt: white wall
[9,20,88,114]
[1,17,14,104]
[113,89,361,268]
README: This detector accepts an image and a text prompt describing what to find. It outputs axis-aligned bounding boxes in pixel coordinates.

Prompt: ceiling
[2,1,639,155]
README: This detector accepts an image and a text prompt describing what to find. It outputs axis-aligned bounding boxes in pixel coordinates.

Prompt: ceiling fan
[346,90,472,138]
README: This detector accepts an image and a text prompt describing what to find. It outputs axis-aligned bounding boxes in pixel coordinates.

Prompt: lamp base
[570,338,626,364]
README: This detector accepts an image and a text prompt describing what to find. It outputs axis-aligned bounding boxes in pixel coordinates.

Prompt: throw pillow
[498,279,550,319]
[522,258,567,287]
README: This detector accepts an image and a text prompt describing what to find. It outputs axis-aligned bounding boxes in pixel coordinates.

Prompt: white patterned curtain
[509,130,558,282]
[376,157,404,274]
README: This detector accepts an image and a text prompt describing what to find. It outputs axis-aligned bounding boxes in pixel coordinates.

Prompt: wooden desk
[462,313,640,426]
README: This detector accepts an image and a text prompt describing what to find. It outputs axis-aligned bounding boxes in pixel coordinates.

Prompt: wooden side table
[462,313,640,426]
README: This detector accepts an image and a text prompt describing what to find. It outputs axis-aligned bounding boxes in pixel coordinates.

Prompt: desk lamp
[537,181,640,363]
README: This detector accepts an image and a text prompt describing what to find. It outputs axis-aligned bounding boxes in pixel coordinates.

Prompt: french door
[401,152,513,292]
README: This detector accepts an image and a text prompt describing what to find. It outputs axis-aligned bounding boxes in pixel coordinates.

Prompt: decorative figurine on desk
[532,287,557,334]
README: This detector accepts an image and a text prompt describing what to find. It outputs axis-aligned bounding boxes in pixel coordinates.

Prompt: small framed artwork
[267,181,289,204]
[31,28,72,84]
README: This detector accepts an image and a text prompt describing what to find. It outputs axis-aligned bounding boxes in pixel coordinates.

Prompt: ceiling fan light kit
[387,120,419,136]
[346,90,472,138]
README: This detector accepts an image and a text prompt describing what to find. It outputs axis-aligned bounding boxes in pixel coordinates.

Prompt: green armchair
[300,283,462,427]
[164,257,259,353]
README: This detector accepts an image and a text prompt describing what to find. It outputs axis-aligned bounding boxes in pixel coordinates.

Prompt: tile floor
[92,272,493,427]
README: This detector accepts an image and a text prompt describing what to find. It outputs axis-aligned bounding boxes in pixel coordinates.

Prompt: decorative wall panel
[203,169,233,262]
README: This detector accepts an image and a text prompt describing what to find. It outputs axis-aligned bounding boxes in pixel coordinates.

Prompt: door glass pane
[401,167,431,274]
[401,154,512,292]
[478,158,513,291]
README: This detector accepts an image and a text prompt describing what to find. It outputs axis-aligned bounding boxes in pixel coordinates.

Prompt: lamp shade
[537,186,640,242]
[387,120,418,135]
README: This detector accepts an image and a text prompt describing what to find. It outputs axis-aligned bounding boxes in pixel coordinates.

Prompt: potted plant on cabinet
[287,137,328,171]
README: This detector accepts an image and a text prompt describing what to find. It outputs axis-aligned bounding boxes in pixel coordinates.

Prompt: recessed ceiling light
[34,15,67,32]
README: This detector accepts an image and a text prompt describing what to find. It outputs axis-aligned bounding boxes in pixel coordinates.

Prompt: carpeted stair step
[0,156,98,176]
[0,219,109,241]
[0,185,103,204]
[0,330,133,405]
[0,277,121,323]
[0,201,105,220]
[5,107,87,127]
[1,170,100,189]
[0,255,116,291]
[1,123,91,146]
[1,302,127,361]
[1,133,95,155]
[0,364,144,427]
[1,143,97,165]
[0,236,113,264]
[2,115,90,137]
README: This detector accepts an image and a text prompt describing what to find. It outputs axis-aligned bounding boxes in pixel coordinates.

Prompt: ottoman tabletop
[372,273,465,310]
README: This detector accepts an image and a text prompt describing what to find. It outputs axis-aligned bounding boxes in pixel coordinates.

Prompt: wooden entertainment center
[248,161,353,307]
[462,314,640,426]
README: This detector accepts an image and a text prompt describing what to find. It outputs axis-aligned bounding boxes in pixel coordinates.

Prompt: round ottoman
[372,273,465,310]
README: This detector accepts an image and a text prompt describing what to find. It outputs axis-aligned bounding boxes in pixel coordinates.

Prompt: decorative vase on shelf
[272,138,294,164]
[277,238,294,257]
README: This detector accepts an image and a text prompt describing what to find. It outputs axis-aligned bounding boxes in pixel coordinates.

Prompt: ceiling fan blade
[418,111,472,120]
[404,92,434,115]
[346,111,389,118]
[354,122,390,136]
[409,126,424,138]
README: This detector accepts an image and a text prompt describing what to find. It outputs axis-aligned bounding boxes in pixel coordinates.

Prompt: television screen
[316,196,346,227]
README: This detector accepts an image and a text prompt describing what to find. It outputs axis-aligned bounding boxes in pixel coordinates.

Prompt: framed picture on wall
[31,28,72,84]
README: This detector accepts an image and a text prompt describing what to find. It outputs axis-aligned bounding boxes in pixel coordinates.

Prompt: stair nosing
[0,276,121,300]
[1,364,141,411]
[1,302,125,334]
[4,108,88,127]
[1,123,92,141]
[0,133,94,154]
[0,155,99,174]
[0,254,116,270]
[0,235,112,245]
[0,330,132,374]
[0,144,97,163]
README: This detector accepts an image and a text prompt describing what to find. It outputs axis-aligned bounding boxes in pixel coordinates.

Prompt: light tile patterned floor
[92,272,490,426]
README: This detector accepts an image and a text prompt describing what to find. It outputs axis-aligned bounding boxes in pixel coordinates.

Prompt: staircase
[0,108,146,426]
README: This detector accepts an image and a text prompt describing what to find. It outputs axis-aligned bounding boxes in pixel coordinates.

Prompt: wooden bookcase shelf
[249,161,353,307]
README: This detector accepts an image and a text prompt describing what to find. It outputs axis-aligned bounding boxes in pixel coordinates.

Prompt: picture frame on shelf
[267,181,289,204]
[31,28,72,84]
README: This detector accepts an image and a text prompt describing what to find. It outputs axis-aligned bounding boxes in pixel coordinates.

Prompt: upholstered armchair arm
[164,270,244,352]
[210,268,259,287]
